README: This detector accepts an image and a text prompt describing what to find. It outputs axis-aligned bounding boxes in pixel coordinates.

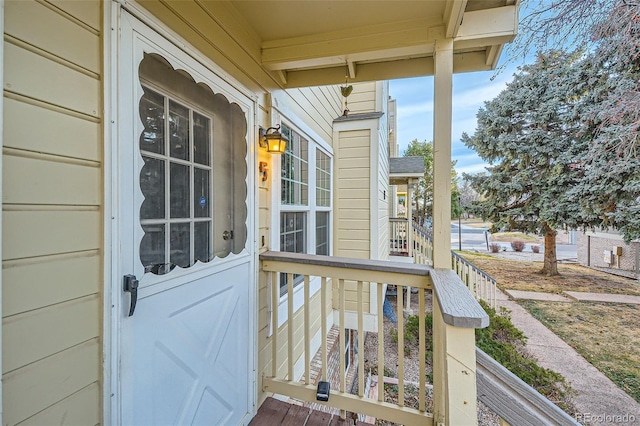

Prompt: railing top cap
[259,251,432,276]
[431,269,489,329]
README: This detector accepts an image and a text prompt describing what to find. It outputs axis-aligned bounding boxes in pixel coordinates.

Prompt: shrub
[489,243,501,253]
[531,244,540,253]
[511,240,526,252]
[476,301,574,411]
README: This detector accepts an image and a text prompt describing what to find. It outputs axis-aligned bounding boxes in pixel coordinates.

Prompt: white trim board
[0,1,5,423]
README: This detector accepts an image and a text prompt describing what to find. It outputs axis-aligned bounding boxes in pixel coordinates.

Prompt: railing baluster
[397,284,404,407]
[321,277,328,381]
[358,280,364,397]
[339,279,346,394]
[287,272,294,381]
[304,275,310,385]
[419,287,426,412]
[377,284,384,403]
[493,277,497,309]
[271,271,278,378]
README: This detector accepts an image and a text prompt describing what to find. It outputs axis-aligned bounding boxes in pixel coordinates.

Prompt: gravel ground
[362,290,501,426]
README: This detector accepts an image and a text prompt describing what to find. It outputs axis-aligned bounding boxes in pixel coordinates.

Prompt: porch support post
[432,34,456,426]
[405,180,414,313]
[407,180,414,257]
[432,35,453,270]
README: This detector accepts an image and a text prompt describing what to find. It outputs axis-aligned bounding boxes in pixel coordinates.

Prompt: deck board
[249,397,290,425]
[281,404,311,426]
[251,397,375,426]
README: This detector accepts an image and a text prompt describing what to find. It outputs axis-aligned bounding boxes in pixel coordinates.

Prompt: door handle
[222,230,234,240]
[123,274,139,317]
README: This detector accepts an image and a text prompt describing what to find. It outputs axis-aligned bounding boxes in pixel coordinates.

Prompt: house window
[316,212,330,256]
[316,149,331,207]
[281,127,308,205]
[138,53,247,275]
[316,148,331,256]
[279,124,332,295]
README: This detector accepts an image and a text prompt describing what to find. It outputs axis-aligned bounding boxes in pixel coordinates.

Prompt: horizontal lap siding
[336,130,370,259]
[346,82,376,114]
[2,1,102,425]
[335,130,372,313]
[378,122,390,261]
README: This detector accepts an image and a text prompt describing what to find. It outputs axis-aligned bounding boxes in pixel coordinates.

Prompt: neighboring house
[1,1,520,426]
[577,230,640,279]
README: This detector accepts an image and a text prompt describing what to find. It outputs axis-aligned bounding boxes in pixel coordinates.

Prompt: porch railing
[389,217,409,255]
[412,222,497,308]
[476,349,580,426]
[451,251,497,309]
[260,251,488,426]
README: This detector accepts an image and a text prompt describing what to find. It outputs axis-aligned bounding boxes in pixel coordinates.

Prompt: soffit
[163,0,519,88]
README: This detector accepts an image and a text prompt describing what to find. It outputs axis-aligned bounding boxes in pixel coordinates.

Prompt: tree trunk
[540,227,559,276]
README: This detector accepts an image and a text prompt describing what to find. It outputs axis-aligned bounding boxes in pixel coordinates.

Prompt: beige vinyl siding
[346,82,377,114]
[334,129,372,313]
[2,1,102,425]
[378,123,390,261]
[335,129,371,259]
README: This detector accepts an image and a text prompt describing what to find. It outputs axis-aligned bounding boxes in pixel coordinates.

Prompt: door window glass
[138,54,247,275]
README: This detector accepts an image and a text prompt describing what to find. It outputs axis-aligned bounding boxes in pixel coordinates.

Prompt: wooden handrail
[260,251,431,288]
[476,348,580,426]
[260,251,430,276]
[431,269,489,329]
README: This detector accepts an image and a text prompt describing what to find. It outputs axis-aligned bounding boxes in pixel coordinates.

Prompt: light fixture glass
[259,125,288,154]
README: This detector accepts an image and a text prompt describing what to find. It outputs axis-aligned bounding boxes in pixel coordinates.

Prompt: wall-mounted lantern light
[259,125,288,154]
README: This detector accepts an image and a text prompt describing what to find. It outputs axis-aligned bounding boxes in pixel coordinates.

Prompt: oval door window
[138,53,247,275]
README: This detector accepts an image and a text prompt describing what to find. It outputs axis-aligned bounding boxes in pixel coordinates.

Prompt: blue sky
[390,62,520,176]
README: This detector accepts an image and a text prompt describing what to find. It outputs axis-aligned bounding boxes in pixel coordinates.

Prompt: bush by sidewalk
[476,301,575,412]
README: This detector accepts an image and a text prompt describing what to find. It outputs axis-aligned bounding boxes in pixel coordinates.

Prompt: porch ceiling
[229,0,519,88]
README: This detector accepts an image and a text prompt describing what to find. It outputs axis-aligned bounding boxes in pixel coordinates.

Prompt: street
[450,222,577,261]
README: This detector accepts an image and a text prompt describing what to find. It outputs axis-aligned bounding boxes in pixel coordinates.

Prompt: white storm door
[116,13,255,426]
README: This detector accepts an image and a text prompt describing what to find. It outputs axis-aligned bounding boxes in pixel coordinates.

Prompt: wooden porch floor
[249,397,375,426]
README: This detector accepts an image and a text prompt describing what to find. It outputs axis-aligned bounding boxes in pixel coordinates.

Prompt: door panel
[122,263,250,425]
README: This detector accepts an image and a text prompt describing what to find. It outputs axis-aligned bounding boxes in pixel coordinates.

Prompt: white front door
[116,13,255,426]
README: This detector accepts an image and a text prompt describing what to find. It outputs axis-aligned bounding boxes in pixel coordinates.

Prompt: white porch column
[432,36,453,270]
[406,180,413,256]
[432,34,454,426]
[405,180,414,314]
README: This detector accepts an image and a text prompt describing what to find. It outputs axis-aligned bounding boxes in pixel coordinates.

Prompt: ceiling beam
[456,5,518,44]
[444,0,468,38]
[280,51,491,88]
[347,61,356,79]
[261,18,439,71]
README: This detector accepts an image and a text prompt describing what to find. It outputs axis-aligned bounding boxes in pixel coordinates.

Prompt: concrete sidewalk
[504,289,640,305]
[496,289,640,425]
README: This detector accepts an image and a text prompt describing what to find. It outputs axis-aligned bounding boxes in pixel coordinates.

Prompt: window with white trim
[279,124,332,295]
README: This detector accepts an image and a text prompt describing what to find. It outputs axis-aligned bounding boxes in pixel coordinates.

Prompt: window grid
[281,125,309,206]
[316,149,331,207]
[140,85,213,274]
